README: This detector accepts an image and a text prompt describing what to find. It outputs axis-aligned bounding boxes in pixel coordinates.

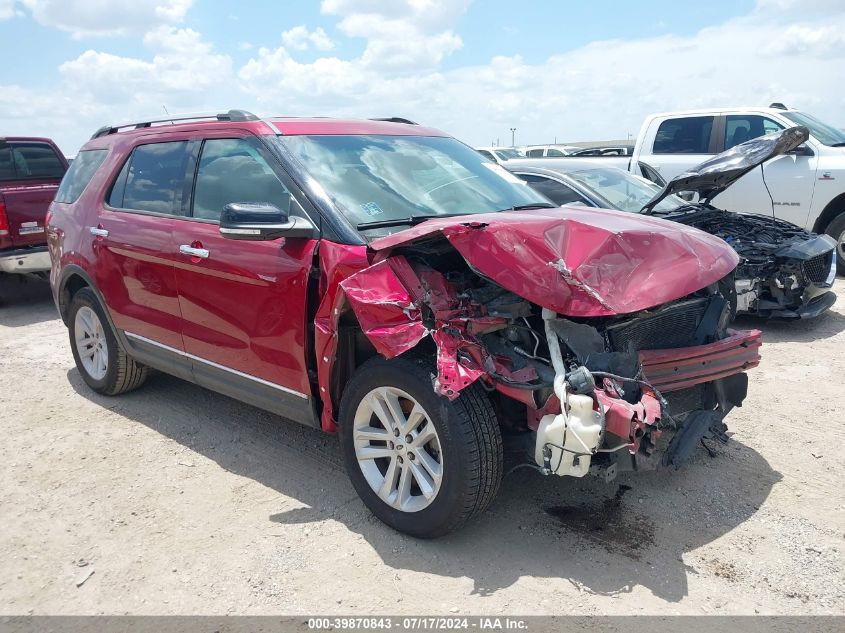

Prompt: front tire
[68,287,148,395]
[826,212,845,276]
[339,355,503,538]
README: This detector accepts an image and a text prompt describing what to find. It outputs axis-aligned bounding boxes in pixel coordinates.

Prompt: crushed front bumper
[0,246,51,275]
[639,328,762,393]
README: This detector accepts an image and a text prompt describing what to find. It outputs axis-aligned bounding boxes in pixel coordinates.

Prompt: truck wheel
[338,355,502,538]
[826,212,845,276]
[68,287,148,395]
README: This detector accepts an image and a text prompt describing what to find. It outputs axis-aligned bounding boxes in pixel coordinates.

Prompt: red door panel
[93,210,184,351]
[172,219,318,397]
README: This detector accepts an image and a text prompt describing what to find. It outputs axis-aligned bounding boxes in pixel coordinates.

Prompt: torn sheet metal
[369,207,738,317]
[339,257,428,359]
[595,387,662,453]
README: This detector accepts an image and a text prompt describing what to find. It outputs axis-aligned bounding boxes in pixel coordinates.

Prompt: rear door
[171,132,319,425]
[0,140,67,248]
[93,140,188,373]
[638,115,718,181]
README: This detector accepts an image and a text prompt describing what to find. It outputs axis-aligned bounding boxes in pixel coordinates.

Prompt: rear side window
[526,149,544,157]
[55,149,108,203]
[192,138,291,221]
[0,141,66,181]
[108,141,189,215]
[652,116,714,154]
[477,150,495,160]
[520,174,591,207]
[546,148,565,157]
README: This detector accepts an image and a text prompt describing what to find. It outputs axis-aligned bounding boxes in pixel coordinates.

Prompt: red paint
[640,329,762,392]
[0,137,67,253]
[172,220,318,394]
[596,388,662,453]
[371,207,739,317]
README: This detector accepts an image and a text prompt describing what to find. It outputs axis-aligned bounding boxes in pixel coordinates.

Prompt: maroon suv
[48,111,761,537]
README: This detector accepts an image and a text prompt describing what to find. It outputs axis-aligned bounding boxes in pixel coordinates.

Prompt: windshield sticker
[361,202,384,216]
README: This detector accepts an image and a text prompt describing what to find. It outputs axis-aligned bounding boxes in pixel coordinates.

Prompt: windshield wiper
[356,213,466,230]
[507,203,557,211]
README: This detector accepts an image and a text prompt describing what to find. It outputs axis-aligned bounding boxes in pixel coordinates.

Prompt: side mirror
[787,143,814,157]
[219,201,317,240]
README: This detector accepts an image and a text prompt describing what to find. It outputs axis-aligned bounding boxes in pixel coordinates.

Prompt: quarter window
[192,138,291,221]
[108,141,189,215]
[653,116,714,154]
[55,149,108,204]
[724,115,784,150]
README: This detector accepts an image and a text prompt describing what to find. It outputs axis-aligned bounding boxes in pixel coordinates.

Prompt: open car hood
[642,126,810,213]
[368,206,739,317]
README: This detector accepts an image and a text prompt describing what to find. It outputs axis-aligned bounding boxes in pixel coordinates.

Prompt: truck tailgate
[1,180,58,248]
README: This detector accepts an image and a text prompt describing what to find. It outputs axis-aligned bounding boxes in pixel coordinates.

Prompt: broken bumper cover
[639,328,762,393]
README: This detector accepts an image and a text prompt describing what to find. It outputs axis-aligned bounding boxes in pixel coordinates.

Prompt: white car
[629,104,845,273]
[474,146,525,164]
[520,144,580,158]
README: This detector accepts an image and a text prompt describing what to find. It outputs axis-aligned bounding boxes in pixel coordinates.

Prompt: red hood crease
[369,206,739,317]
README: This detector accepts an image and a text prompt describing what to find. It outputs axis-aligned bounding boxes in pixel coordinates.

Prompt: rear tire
[339,355,503,538]
[826,212,845,276]
[68,287,148,395]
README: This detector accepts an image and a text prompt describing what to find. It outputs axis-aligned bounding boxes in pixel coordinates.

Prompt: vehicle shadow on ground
[68,367,782,603]
[735,305,845,344]
[0,277,58,327]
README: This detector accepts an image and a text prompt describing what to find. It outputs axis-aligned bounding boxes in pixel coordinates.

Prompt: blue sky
[1,0,842,154]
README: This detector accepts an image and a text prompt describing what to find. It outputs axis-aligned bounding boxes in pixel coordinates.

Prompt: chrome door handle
[179,244,210,259]
[89,227,109,237]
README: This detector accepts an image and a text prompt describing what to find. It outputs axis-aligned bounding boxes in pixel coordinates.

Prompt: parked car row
[3,103,840,538]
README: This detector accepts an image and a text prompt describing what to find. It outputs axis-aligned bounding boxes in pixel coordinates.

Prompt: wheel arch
[812,192,845,234]
[57,265,114,331]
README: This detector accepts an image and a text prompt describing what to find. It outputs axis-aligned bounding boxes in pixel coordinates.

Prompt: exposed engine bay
[338,233,761,481]
[665,206,838,318]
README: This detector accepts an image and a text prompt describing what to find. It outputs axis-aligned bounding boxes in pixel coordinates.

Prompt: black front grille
[606,297,710,352]
[803,252,832,284]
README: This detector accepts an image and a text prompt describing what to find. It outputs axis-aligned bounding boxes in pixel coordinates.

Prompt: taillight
[0,194,8,236]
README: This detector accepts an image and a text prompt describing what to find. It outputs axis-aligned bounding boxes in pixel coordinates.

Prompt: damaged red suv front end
[323,205,761,479]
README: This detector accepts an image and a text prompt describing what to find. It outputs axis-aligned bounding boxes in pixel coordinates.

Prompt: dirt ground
[1,276,843,616]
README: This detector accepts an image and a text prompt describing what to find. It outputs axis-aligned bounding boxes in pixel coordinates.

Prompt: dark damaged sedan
[508,126,838,319]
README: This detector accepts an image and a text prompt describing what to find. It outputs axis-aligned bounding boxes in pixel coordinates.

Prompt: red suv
[48,111,761,537]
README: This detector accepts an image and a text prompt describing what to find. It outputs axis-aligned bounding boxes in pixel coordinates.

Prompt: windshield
[566,168,686,214]
[494,148,524,160]
[278,135,548,227]
[782,111,845,147]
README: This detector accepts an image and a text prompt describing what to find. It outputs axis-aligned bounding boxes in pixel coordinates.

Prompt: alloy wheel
[74,306,108,381]
[352,386,443,512]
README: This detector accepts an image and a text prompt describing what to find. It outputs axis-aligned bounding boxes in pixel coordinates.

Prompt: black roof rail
[370,117,418,125]
[90,110,260,139]
[769,102,788,110]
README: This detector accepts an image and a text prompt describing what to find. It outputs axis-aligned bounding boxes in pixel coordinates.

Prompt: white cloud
[6,0,845,157]
[321,0,468,71]
[281,25,335,51]
[19,0,193,38]
[0,0,14,20]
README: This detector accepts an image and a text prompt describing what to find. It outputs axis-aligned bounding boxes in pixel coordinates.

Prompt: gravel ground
[0,276,843,616]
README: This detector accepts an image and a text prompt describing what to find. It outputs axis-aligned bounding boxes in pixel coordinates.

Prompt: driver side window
[192,137,291,221]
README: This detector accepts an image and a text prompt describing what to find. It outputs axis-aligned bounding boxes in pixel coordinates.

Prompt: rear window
[0,141,66,181]
[652,116,714,154]
[55,149,108,204]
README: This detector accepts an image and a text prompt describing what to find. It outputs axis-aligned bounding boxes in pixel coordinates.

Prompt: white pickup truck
[627,105,845,273]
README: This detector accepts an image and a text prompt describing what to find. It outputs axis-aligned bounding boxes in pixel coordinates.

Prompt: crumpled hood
[369,206,739,317]
[643,126,810,212]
